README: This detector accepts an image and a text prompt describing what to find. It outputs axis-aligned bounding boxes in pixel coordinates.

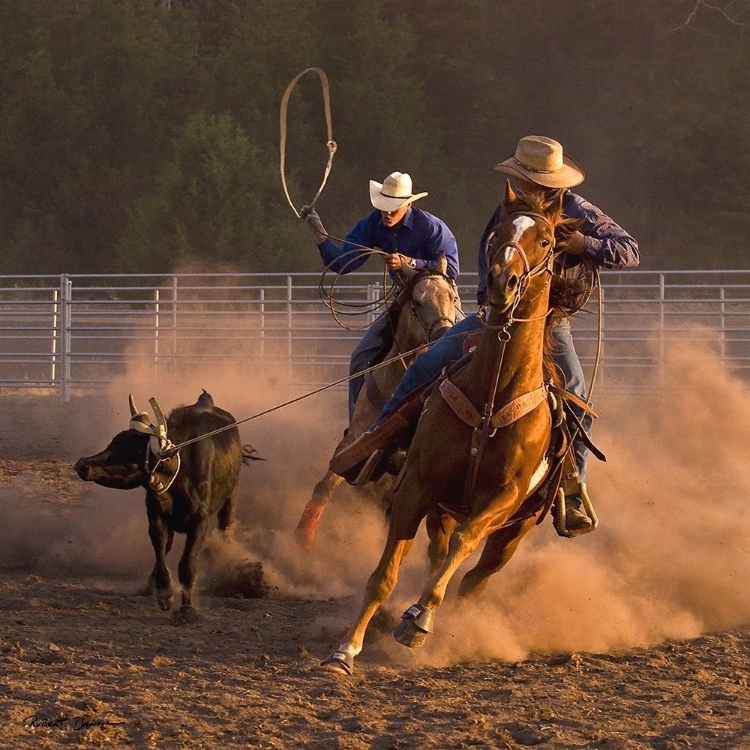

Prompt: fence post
[171,275,178,373]
[51,288,59,383]
[658,273,665,387]
[368,282,382,325]
[61,274,72,402]
[719,286,726,367]
[287,275,293,383]
[260,287,266,380]
[154,288,160,380]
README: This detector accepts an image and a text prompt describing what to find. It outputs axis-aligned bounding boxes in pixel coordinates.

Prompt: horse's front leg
[394,486,521,649]
[321,533,414,676]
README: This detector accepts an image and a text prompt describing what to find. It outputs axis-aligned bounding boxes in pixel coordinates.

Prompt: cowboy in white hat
[337,136,639,535]
[301,171,460,419]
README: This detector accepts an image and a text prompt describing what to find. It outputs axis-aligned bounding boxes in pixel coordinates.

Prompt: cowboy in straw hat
[301,171,461,420]
[337,136,639,535]
[493,134,585,189]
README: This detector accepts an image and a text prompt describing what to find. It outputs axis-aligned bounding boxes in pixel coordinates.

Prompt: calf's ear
[129,393,139,417]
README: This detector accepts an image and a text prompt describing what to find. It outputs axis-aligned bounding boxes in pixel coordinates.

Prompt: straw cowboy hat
[494,135,585,189]
[369,172,428,212]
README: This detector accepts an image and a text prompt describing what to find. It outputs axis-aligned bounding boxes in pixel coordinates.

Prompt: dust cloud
[0,323,749,667]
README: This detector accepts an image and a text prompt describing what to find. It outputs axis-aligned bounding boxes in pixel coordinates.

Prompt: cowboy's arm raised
[562,193,640,269]
[301,207,371,275]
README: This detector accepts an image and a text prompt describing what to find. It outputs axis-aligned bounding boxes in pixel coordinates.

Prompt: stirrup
[553,482,598,538]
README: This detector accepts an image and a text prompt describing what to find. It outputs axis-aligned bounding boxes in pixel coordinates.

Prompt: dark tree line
[1,0,747,277]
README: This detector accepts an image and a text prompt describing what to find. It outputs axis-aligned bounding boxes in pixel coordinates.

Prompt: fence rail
[2,270,750,400]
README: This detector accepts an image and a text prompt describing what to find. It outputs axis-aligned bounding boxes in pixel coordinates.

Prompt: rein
[453,210,557,509]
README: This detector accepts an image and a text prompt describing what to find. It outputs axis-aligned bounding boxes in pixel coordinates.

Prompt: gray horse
[294,254,460,548]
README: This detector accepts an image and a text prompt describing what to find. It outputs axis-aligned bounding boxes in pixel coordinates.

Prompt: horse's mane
[510,189,595,320]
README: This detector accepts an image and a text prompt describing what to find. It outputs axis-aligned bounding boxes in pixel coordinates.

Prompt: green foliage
[0,0,748,275]
[120,110,306,273]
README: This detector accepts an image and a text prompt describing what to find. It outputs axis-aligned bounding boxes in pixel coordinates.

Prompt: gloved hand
[300,205,328,244]
[560,230,586,255]
[385,253,409,272]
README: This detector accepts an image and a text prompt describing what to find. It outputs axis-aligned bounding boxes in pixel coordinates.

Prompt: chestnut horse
[294,255,461,548]
[322,183,569,675]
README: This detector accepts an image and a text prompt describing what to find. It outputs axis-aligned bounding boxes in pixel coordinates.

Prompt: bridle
[449,208,561,514]
[394,268,458,348]
[483,210,560,328]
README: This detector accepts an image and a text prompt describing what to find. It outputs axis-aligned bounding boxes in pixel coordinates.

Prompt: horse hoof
[320,650,354,676]
[392,618,429,648]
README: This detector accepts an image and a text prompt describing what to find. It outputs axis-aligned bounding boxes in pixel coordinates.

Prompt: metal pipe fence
[2,270,750,400]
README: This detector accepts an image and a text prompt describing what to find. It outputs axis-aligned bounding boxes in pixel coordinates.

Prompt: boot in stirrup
[554,480,598,537]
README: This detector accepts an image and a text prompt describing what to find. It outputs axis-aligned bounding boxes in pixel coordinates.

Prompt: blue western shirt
[317,207,460,280]
[476,191,640,304]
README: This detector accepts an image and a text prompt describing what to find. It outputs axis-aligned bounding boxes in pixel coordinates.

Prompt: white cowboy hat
[369,172,428,212]
[493,135,585,189]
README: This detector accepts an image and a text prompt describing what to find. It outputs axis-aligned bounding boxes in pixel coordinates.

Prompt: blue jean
[548,317,593,482]
[348,314,393,420]
[373,313,593,481]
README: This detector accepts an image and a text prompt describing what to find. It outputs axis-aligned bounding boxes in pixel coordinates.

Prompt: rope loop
[279,67,337,217]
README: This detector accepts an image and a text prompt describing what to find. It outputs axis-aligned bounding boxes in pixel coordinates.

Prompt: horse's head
[484,181,564,315]
[397,253,460,342]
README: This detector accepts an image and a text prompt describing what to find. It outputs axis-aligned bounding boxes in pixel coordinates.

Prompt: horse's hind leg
[294,470,344,549]
[457,516,537,603]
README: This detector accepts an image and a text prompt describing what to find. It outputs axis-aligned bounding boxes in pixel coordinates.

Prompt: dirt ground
[1,357,749,749]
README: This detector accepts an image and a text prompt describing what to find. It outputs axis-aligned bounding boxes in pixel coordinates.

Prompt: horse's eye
[541,239,550,247]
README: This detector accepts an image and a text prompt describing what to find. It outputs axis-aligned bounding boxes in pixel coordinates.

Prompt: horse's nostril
[508,275,519,290]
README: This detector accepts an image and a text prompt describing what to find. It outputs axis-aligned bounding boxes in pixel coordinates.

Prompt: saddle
[329,356,606,536]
